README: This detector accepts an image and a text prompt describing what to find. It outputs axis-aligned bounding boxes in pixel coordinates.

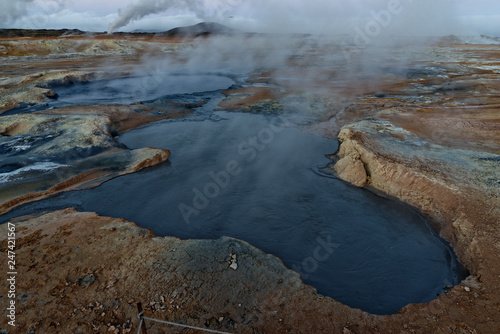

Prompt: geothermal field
[1,1,500,333]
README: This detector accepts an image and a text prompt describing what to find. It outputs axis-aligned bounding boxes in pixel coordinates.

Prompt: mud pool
[1,106,466,314]
[2,73,236,114]
[49,74,235,107]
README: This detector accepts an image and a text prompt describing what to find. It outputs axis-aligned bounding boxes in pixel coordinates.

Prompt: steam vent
[1,1,500,333]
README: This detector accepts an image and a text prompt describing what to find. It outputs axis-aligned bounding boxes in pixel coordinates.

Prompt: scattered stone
[230,263,238,270]
[463,276,481,290]
[77,274,96,287]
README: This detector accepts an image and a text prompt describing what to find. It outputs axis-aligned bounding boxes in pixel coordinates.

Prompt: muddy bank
[1,209,496,333]
[0,71,105,113]
[325,48,500,332]
[332,120,500,277]
[0,109,176,213]
[0,69,218,212]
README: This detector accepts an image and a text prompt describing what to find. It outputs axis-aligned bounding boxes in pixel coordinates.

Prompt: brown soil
[380,107,500,154]
[36,104,192,133]
[218,87,288,110]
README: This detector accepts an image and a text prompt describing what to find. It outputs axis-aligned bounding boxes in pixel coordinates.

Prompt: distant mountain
[0,29,85,38]
[158,22,243,38]
[0,23,249,39]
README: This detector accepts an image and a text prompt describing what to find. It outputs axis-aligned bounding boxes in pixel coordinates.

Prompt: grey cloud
[0,0,67,27]
[108,0,464,37]
[0,0,36,24]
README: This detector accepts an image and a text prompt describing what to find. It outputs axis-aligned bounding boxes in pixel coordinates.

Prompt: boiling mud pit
[2,74,466,314]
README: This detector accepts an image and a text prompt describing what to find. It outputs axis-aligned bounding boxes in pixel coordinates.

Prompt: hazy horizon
[0,0,499,37]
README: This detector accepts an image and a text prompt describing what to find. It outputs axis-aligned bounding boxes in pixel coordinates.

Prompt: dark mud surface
[1,110,466,315]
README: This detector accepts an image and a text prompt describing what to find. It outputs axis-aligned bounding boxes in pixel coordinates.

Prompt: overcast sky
[1,0,499,36]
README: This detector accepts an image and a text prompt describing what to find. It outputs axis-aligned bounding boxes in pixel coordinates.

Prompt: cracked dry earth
[0,33,500,333]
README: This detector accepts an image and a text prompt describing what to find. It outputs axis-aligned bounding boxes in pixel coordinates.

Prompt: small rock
[219,317,224,322]
[230,263,238,270]
[108,325,116,332]
[127,299,134,304]
[77,274,96,286]
[464,286,471,292]
[45,89,59,100]
[463,276,481,290]
[334,156,368,187]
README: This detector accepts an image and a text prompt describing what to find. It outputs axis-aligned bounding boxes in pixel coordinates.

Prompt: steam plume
[107,0,239,34]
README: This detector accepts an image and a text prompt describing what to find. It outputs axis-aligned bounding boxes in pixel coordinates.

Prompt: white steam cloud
[107,0,240,34]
